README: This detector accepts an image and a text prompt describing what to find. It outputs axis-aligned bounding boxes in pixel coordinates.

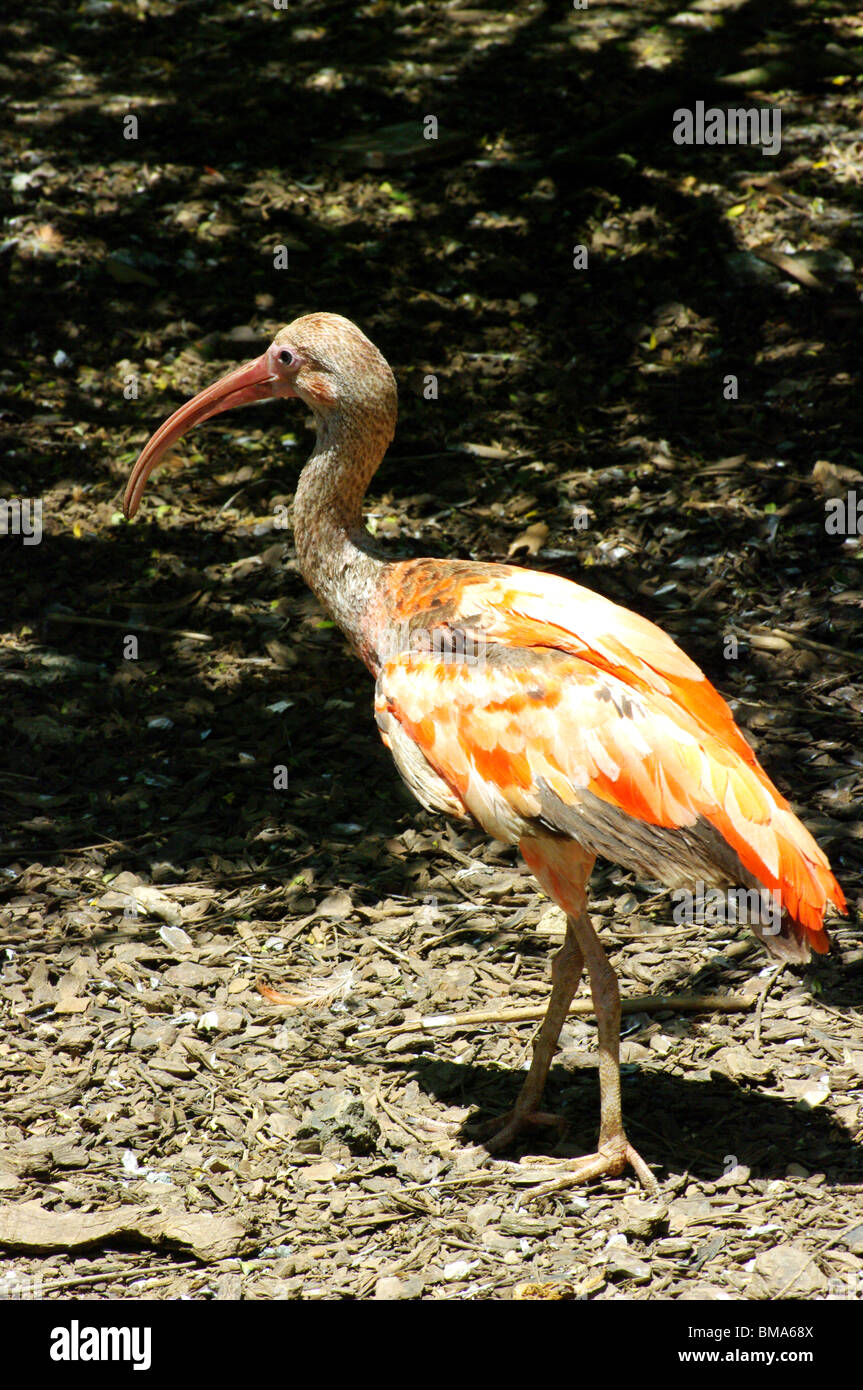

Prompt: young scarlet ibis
[124,313,845,1190]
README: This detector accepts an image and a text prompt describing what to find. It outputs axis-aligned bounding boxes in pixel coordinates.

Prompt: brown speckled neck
[292,396,395,672]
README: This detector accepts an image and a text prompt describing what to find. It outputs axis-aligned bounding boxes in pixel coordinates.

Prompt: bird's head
[123,312,397,519]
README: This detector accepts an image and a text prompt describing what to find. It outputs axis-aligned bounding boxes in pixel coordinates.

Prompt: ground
[1,0,862,1301]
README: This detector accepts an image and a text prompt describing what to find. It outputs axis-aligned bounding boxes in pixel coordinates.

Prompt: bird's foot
[468,1107,567,1153]
[469,1112,658,1194]
[530,1138,658,1196]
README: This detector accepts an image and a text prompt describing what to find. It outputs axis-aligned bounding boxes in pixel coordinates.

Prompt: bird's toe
[468,1107,568,1152]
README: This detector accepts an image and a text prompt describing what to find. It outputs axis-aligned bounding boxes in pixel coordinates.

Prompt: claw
[528,1140,659,1197]
[469,1107,567,1152]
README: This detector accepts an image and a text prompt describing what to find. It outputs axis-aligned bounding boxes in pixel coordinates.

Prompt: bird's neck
[292,409,392,671]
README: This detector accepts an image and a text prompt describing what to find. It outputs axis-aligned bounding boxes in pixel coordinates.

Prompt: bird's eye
[278,349,295,367]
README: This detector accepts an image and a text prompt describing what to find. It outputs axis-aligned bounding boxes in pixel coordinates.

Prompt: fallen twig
[750,248,827,293]
[753,964,784,1049]
[748,626,863,668]
[45,611,213,642]
[358,991,754,1038]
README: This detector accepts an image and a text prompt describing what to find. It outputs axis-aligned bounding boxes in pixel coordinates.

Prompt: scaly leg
[473,916,584,1149]
[473,835,657,1190]
[553,907,657,1192]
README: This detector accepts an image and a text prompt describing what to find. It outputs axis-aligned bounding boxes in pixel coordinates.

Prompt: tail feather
[704,791,843,960]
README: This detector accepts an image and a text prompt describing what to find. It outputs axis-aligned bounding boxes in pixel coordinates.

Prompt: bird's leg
[472,916,584,1150]
[557,909,657,1192]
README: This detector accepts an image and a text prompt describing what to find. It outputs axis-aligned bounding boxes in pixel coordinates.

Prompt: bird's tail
[703,769,844,961]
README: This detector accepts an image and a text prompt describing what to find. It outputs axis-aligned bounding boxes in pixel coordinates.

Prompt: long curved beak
[123,351,294,519]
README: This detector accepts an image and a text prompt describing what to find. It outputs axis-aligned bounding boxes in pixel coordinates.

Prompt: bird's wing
[375,567,844,947]
[459,566,761,765]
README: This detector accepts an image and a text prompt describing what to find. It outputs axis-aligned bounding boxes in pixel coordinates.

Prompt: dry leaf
[0,1201,248,1264]
[507,521,549,558]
